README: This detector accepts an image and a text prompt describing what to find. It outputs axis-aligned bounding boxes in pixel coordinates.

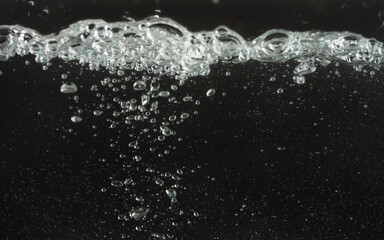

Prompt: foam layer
[0,16,383,79]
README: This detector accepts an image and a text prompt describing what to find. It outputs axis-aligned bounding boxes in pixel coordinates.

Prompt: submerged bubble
[130,207,149,221]
[293,75,306,85]
[93,110,102,116]
[61,74,68,80]
[166,189,177,198]
[111,180,124,187]
[158,91,170,97]
[180,113,189,119]
[70,115,82,123]
[206,88,216,97]
[133,80,147,91]
[183,96,193,102]
[60,82,78,94]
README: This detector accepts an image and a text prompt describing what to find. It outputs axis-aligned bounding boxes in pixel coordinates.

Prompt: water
[1,15,384,239]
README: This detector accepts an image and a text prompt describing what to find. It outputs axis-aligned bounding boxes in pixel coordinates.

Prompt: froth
[0,16,383,79]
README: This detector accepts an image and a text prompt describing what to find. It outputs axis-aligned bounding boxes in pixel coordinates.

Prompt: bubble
[129,207,149,221]
[155,178,164,186]
[212,26,244,60]
[111,180,124,187]
[93,110,103,116]
[166,189,177,198]
[206,88,216,97]
[124,178,133,185]
[293,75,306,85]
[141,95,150,105]
[70,115,82,123]
[180,113,189,119]
[158,91,170,97]
[255,30,292,61]
[183,96,193,102]
[133,80,147,91]
[61,74,68,80]
[60,82,78,94]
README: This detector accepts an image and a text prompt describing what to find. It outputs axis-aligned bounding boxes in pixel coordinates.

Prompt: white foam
[0,16,383,79]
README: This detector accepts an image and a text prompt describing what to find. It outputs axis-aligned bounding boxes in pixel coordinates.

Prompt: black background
[1,0,384,240]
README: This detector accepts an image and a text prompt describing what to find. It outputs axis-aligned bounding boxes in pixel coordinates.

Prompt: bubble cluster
[0,17,382,81]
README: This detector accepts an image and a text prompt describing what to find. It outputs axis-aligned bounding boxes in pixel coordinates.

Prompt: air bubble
[60,82,78,94]
[70,115,82,123]
[133,80,147,91]
[206,88,216,97]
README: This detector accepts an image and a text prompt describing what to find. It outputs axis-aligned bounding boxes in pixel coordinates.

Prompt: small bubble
[111,180,124,187]
[277,88,284,94]
[117,70,125,76]
[155,178,164,186]
[122,178,133,186]
[183,96,193,102]
[133,155,142,162]
[206,88,216,97]
[166,189,177,198]
[93,110,102,116]
[60,82,78,94]
[61,74,68,80]
[158,91,170,97]
[293,75,306,85]
[133,80,146,91]
[180,113,189,119]
[129,207,149,221]
[70,115,82,123]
